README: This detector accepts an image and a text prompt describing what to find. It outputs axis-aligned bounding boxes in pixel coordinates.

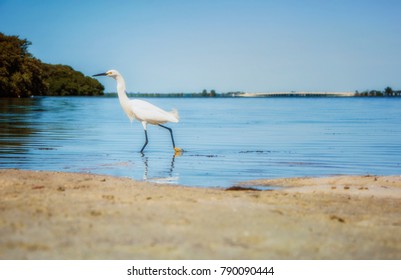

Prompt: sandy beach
[1,169,401,259]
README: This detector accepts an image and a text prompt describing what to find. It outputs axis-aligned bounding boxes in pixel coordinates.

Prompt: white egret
[93,70,182,154]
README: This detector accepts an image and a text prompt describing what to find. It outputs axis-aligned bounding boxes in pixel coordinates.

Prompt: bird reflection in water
[140,152,181,184]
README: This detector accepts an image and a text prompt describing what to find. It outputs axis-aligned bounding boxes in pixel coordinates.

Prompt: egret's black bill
[93,72,107,77]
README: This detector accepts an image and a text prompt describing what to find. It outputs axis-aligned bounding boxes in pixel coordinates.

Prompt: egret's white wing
[130,100,178,124]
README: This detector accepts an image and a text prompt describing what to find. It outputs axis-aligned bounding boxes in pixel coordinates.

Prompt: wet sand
[1,169,401,259]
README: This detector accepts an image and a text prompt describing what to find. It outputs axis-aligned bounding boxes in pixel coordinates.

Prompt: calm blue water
[1,96,401,187]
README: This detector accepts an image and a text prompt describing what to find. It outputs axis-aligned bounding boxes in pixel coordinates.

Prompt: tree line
[355,87,401,96]
[0,32,104,98]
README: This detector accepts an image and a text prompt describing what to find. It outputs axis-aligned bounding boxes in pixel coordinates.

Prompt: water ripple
[1,97,401,187]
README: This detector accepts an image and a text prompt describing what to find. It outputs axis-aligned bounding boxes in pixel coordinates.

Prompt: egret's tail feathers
[170,109,179,122]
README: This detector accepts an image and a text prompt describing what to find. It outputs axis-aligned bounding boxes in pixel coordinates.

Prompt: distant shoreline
[98,91,401,98]
[237,91,356,97]
[10,91,401,99]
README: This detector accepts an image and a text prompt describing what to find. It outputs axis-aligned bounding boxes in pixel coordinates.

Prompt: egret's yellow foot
[174,147,183,156]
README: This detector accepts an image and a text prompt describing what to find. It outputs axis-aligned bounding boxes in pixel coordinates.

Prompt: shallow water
[1,96,401,187]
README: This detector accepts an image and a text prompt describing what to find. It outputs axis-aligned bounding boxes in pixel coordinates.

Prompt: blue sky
[1,0,400,93]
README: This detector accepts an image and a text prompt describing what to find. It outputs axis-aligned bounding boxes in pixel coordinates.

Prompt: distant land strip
[119,90,401,98]
[238,91,356,97]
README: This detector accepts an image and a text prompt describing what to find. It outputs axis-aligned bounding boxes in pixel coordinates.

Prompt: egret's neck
[115,74,134,122]
[115,75,130,105]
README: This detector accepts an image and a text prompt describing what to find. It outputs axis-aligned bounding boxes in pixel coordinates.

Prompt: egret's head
[93,69,120,79]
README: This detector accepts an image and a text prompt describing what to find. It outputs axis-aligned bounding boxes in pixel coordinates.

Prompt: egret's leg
[158,124,176,148]
[140,129,148,153]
